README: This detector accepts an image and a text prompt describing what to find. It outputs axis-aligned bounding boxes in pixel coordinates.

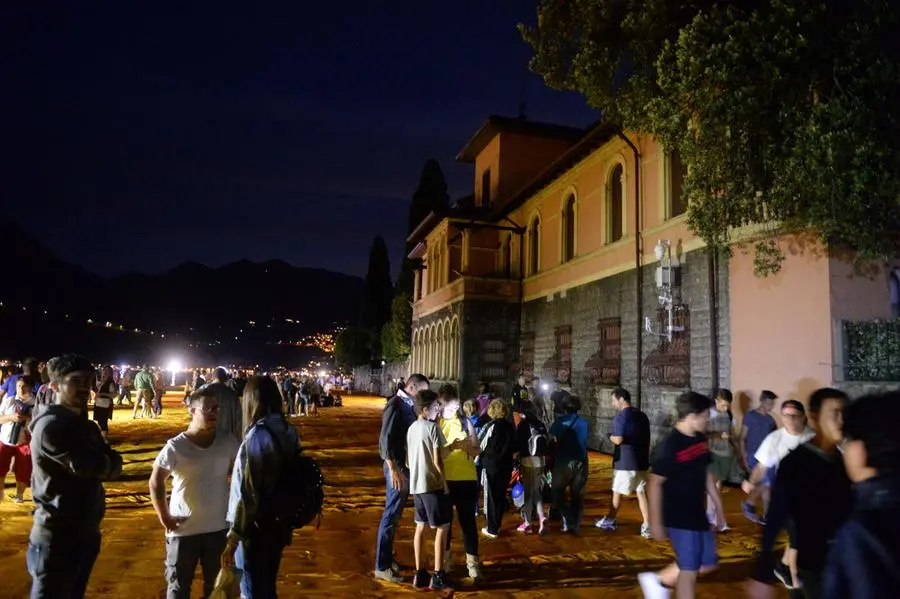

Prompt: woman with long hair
[222,375,300,598]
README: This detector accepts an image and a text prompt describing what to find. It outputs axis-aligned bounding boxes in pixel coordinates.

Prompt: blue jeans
[375,462,409,571]
[235,536,287,599]
[27,532,102,599]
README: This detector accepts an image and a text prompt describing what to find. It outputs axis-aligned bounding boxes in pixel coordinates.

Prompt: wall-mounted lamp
[644,239,684,342]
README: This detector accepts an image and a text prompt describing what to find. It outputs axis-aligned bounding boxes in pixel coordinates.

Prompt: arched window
[437,321,446,379]
[450,317,460,379]
[608,164,624,243]
[528,216,541,276]
[562,194,576,262]
[891,271,900,319]
[425,326,433,377]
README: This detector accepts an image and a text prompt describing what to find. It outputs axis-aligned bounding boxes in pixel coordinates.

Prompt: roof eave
[455,120,495,163]
[406,211,442,245]
[490,123,619,220]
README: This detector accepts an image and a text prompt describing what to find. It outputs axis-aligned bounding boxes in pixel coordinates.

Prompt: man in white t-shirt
[743,399,815,498]
[149,386,240,599]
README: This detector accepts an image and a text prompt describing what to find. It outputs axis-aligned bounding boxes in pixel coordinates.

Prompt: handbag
[209,567,241,599]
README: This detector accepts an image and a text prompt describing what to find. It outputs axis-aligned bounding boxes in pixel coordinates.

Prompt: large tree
[381,292,412,362]
[522,0,900,274]
[408,159,450,250]
[334,326,373,369]
[359,236,394,356]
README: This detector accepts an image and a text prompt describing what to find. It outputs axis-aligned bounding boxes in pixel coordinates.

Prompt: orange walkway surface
[0,394,786,598]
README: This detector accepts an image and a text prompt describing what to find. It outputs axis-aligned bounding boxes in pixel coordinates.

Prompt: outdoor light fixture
[167,359,182,386]
[644,239,684,343]
[541,383,550,392]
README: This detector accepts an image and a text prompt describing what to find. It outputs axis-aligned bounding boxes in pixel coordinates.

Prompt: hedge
[844,319,900,381]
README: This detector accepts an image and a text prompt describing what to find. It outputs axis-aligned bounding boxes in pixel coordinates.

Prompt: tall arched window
[528,216,541,276]
[449,317,460,379]
[608,164,624,243]
[891,271,900,319]
[562,194,576,262]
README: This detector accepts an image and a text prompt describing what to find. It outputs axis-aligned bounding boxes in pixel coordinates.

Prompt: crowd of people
[4,355,900,598]
[0,356,317,599]
[373,373,900,599]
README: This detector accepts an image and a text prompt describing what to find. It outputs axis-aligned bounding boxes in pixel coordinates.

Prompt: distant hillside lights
[0,300,339,351]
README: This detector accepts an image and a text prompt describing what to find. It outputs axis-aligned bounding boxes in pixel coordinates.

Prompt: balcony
[413,274,520,320]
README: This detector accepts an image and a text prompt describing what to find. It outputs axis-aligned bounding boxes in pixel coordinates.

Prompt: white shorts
[612,470,648,496]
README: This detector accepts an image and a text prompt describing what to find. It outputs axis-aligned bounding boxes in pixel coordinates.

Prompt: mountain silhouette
[3,222,364,365]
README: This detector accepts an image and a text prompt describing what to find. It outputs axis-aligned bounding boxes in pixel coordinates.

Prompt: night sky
[2,2,595,280]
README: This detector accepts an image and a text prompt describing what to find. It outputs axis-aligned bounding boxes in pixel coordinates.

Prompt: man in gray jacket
[28,353,123,599]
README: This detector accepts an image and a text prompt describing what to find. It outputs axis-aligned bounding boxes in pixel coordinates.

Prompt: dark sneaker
[430,570,452,591]
[742,500,760,524]
[413,569,430,589]
[773,563,795,588]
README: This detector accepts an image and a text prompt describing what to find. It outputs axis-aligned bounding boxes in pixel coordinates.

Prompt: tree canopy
[359,236,393,331]
[334,326,373,369]
[522,0,900,274]
[381,292,412,362]
[408,159,450,250]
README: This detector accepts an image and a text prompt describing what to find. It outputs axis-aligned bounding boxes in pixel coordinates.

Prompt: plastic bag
[209,567,241,599]
[511,481,525,508]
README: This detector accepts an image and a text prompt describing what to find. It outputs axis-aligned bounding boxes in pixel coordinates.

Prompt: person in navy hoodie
[821,391,900,599]
[373,373,431,583]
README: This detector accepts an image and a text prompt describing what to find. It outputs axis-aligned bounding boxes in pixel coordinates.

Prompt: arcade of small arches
[411,316,461,381]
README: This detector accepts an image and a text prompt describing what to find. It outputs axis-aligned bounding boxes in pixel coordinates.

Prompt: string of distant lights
[0,300,344,353]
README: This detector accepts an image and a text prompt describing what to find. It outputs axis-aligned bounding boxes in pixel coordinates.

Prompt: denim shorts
[667,527,718,571]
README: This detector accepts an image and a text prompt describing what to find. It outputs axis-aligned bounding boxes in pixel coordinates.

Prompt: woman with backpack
[222,375,301,598]
[436,385,483,583]
[514,403,549,535]
[478,399,516,539]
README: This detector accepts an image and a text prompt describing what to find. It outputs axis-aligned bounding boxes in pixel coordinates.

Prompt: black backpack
[257,423,325,531]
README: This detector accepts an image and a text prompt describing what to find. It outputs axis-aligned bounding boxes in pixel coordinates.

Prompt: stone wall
[411,299,520,399]
[834,381,900,398]
[351,360,409,397]
[521,248,731,452]
[457,299,521,399]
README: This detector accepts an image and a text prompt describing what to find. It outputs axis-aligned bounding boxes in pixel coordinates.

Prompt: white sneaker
[637,572,671,598]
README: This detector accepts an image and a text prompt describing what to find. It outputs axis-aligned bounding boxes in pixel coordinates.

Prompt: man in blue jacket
[27,353,124,599]
[374,373,430,583]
